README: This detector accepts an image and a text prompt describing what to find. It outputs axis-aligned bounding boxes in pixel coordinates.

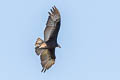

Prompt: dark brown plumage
[35,6,61,72]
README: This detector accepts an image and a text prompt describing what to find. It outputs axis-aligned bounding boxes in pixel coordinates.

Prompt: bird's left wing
[44,6,61,42]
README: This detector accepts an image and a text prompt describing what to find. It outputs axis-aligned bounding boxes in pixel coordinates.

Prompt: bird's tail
[35,37,44,56]
[35,37,43,47]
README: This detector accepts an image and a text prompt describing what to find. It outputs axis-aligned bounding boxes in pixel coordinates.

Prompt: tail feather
[35,37,44,56]
[35,37,43,47]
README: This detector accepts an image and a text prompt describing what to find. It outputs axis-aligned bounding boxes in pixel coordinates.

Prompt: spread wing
[44,6,61,43]
[40,48,56,72]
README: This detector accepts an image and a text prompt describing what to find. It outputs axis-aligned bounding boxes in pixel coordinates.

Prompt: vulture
[35,6,61,72]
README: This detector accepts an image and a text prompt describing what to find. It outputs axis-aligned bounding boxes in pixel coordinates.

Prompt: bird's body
[35,6,61,72]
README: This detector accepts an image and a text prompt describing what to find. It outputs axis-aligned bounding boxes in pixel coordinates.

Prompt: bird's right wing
[40,48,56,72]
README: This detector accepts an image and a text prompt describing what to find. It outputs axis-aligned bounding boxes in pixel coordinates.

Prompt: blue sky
[0,0,120,80]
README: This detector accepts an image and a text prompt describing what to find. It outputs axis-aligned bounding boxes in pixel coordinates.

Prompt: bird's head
[57,44,61,48]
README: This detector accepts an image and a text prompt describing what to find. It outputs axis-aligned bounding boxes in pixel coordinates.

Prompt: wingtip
[41,68,47,73]
[41,68,44,72]
[52,6,55,11]
[35,37,42,47]
[54,6,58,11]
[50,9,53,13]
[54,5,56,8]
[48,12,51,15]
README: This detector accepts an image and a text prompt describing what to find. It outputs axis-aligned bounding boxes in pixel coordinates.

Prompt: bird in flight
[35,6,61,73]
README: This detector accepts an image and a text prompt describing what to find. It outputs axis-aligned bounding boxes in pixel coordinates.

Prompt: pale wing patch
[46,17,55,27]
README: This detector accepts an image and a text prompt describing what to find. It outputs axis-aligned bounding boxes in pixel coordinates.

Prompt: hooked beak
[58,44,61,48]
